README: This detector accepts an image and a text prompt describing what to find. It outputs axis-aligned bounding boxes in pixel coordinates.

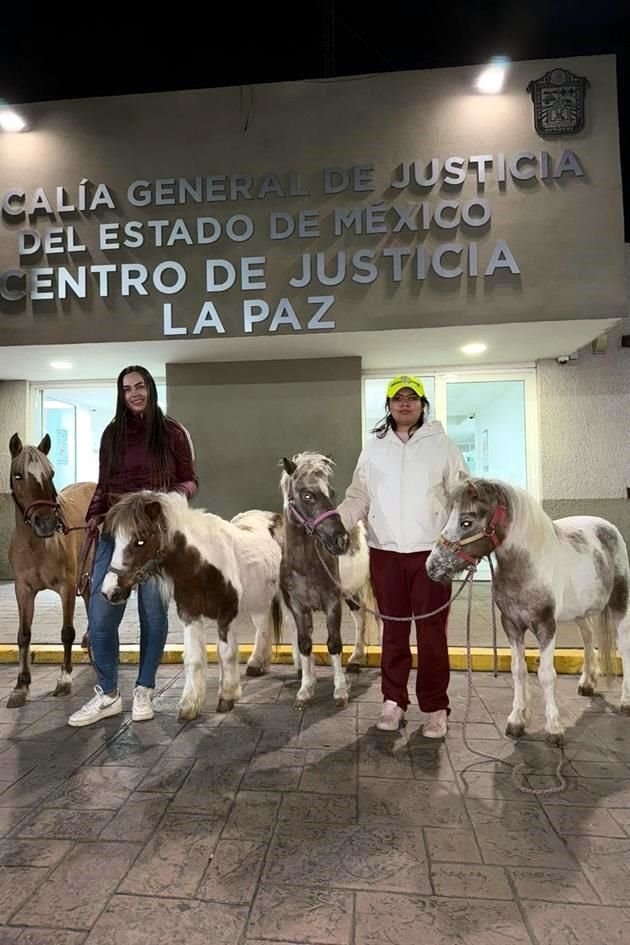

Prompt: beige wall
[538,316,630,499]
[166,358,362,520]
[0,54,625,348]
[538,246,630,543]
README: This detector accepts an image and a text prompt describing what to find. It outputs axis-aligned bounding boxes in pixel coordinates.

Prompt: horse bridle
[107,556,165,586]
[106,527,167,587]
[437,504,509,566]
[10,474,68,534]
[286,479,341,536]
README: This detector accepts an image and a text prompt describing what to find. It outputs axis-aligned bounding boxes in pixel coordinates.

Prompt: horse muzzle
[426,545,466,583]
[102,582,132,605]
[320,529,350,556]
[101,570,133,604]
[30,514,60,539]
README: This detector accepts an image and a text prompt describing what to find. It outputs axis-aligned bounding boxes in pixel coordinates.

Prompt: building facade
[0,54,628,577]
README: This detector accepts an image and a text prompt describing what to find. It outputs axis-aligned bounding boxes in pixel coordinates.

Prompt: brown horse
[7,433,96,708]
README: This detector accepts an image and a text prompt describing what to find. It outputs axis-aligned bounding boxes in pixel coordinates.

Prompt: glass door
[435,370,539,579]
[30,382,167,488]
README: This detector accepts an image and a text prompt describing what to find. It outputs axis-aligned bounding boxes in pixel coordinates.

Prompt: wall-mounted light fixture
[0,99,27,132]
[476,57,510,94]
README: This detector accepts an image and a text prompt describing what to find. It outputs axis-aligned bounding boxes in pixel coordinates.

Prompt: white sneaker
[68,686,122,727]
[132,685,155,722]
[376,699,405,731]
[422,709,448,739]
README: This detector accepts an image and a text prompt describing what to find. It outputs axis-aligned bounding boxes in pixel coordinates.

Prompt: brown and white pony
[101,491,284,720]
[7,434,95,707]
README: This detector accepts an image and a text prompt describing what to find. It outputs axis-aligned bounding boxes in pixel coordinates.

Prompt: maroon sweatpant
[370,548,451,713]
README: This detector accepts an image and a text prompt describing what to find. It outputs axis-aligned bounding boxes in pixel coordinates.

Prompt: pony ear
[145,500,163,522]
[282,457,297,476]
[37,434,51,455]
[9,433,23,458]
[457,470,470,482]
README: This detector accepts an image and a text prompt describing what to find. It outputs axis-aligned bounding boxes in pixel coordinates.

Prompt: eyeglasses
[391,395,421,405]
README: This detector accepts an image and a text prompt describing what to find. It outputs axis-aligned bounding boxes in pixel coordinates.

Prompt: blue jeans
[88,536,169,693]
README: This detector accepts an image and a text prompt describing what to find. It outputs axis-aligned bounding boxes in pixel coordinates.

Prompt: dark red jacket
[86,413,198,521]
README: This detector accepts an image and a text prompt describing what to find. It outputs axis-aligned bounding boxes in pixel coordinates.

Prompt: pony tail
[595,609,618,678]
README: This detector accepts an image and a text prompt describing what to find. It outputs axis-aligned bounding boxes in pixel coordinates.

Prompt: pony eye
[135,539,145,548]
[302,492,314,503]
[13,473,22,481]
[461,519,473,528]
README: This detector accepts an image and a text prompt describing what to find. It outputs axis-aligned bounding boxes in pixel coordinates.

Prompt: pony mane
[104,490,223,544]
[450,478,557,559]
[104,491,166,538]
[12,446,54,485]
[280,451,335,502]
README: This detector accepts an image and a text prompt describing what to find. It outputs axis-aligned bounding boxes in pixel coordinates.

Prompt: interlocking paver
[0,658,627,945]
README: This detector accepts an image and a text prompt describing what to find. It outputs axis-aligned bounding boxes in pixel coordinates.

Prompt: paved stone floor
[0,662,629,944]
[0,580,583,648]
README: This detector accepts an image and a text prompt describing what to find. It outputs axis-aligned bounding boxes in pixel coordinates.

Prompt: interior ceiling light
[460,343,487,356]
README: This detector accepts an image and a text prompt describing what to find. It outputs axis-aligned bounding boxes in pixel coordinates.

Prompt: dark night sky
[2,1,629,238]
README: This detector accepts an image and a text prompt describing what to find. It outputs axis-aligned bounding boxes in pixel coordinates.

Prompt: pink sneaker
[376,700,405,731]
[422,709,448,739]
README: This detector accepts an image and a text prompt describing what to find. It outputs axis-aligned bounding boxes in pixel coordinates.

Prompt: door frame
[433,367,540,502]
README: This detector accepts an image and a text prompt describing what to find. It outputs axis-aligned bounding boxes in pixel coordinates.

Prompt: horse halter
[437,504,509,566]
[107,555,165,586]
[10,475,66,534]
[106,527,166,587]
[286,479,341,536]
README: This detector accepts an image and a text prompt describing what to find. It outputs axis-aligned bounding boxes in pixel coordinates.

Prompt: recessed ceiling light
[49,361,72,369]
[476,57,509,94]
[460,343,487,356]
[0,108,27,132]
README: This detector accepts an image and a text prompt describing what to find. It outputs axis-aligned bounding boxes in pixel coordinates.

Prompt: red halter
[437,504,509,566]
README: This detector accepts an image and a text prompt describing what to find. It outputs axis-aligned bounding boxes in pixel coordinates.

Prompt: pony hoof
[505,722,525,739]
[619,703,630,716]
[7,690,27,708]
[246,664,265,677]
[294,699,309,711]
[80,633,89,649]
[578,684,595,697]
[545,731,565,747]
[217,698,235,713]
[177,705,199,722]
[345,662,362,675]
[53,683,71,697]
[335,696,349,708]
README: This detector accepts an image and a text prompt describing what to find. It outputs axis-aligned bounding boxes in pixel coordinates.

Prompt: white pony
[101,491,283,719]
[427,477,630,744]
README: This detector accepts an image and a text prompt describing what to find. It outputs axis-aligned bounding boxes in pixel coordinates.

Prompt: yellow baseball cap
[386,374,425,399]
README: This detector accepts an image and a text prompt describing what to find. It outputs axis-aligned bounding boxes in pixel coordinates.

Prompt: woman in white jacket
[337,375,468,736]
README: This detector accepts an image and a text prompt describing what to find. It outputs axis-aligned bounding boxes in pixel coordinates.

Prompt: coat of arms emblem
[526,68,589,136]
